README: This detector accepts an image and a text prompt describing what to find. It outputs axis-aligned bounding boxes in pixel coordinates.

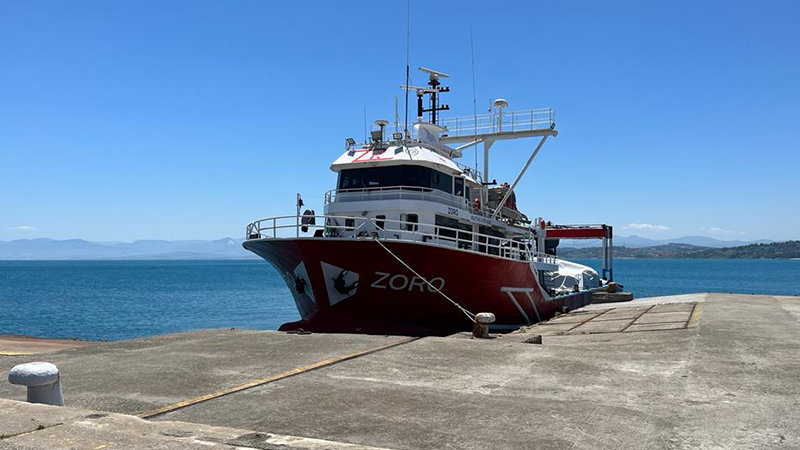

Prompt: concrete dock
[1,292,799,449]
[0,335,100,357]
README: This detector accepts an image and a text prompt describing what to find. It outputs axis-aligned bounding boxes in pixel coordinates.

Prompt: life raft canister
[301,209,316,233]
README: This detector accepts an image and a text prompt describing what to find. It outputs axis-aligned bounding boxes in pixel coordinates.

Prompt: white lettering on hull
[370,271,445,293]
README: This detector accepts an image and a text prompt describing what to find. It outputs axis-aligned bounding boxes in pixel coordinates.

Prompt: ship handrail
[438,108,555,138]
[325,185,470,209]
[363,108,553,147]
[325,186,502,219]
[245,214,558,264]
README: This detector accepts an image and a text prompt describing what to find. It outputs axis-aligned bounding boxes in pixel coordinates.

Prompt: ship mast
[397,67,558,220]
[400,67,450,125]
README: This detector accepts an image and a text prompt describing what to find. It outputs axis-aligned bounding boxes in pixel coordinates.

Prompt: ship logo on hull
[291,262,316,304]
[320,261,359,306]
[289,261,318,320]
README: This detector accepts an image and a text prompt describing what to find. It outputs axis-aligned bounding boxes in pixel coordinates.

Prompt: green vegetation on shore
[557,240,800,259]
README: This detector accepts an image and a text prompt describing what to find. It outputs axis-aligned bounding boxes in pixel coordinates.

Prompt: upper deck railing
[245,213,557,265]
[368,108,554,144]
[325,186,470,210]
[439,108,555,138]
[324,185,512,221]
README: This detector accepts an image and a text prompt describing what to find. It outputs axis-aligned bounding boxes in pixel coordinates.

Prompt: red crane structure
[545,224,614,281]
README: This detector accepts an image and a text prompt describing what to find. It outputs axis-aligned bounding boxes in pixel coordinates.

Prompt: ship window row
[432,215,513,256]
[338,166,461,196]
[362,213,418,232]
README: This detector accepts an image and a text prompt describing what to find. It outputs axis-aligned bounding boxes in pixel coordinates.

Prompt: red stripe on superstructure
[545,228,607,239]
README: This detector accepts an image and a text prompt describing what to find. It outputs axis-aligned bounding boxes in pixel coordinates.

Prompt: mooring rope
[372,236,476,323]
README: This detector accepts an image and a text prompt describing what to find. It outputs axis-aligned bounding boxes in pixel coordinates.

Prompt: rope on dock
[372,236,477,323]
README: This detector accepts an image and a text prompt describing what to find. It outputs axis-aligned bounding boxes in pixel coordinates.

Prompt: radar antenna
[399,67,451,125]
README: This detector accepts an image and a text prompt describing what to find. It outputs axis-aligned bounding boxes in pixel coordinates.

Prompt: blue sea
[1,259,799,341]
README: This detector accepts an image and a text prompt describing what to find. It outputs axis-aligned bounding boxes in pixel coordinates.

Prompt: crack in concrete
[0,421,64,440]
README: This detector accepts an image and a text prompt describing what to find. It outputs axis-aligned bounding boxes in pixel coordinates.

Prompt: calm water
[1,259,799,341]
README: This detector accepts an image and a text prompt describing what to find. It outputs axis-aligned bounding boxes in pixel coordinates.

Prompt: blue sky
[1,0,798,241]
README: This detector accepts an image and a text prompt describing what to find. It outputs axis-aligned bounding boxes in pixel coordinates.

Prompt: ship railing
[324,186,504,219]
[364,108,553,145]
[452,161,484,184]
[246,214,557,264]
[438,108,555,138]
[325,186,471,211]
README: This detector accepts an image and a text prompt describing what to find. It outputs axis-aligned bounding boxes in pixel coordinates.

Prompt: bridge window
[338,166,453,194]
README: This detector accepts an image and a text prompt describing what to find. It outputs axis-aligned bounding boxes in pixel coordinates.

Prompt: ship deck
[1,292,799,449]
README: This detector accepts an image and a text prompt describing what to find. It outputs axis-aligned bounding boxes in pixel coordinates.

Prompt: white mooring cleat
[8,362,64,406]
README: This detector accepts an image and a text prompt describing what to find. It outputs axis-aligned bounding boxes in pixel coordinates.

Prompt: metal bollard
[8,362,64,406]
[472,312,496,339]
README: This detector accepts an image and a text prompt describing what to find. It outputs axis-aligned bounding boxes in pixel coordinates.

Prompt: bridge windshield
[338,165,453,194]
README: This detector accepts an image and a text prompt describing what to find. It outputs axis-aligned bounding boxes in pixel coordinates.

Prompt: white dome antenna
[372,119,390,142]
[493,99,509,131]
[493,98,509,109]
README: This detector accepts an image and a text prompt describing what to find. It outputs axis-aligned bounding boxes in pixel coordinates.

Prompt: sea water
[1,259,799,341]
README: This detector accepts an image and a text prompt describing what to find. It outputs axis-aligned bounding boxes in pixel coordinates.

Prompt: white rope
[372,237,476,323]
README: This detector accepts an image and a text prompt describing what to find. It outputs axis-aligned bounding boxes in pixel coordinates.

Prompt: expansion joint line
[372,236,477,323]
[564,307,614,332]
[686,302,704,328]
[619,304,657,333]
[137,336,420,420]
[2,422,65,440]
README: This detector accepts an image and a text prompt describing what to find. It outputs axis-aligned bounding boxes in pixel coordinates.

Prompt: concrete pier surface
[0,335,100,356]
[1,292,799,449]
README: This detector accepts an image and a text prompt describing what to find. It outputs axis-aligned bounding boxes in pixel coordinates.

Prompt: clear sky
[1,0,798,242]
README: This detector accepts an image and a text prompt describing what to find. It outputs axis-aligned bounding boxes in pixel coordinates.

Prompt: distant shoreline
[1,257,799,262]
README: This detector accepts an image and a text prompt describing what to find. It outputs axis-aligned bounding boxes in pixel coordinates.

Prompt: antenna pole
[403,0,410,137]
[470,25,478,174]
[404,66,409,136]
[394,96,399,134]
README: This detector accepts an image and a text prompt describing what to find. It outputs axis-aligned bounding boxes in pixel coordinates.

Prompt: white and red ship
[244,67,615,336]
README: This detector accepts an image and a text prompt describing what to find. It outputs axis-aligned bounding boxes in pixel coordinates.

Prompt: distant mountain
[665,236,774,248]
[2,237,795,261]
[557,241,800,259]
[688,241,800,259]
[564,235,773,249]
[0,238,257,260]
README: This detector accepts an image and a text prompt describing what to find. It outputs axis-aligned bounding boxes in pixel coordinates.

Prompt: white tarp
[550,259,601,292]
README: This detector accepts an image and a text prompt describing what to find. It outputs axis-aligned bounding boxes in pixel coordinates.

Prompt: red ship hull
[244,238,594,336]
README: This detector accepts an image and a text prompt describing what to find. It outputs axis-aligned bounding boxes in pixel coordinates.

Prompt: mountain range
[565,235,773,248]
[558,241,800,259]
[0,238,256,260]
[0,235,781,260]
